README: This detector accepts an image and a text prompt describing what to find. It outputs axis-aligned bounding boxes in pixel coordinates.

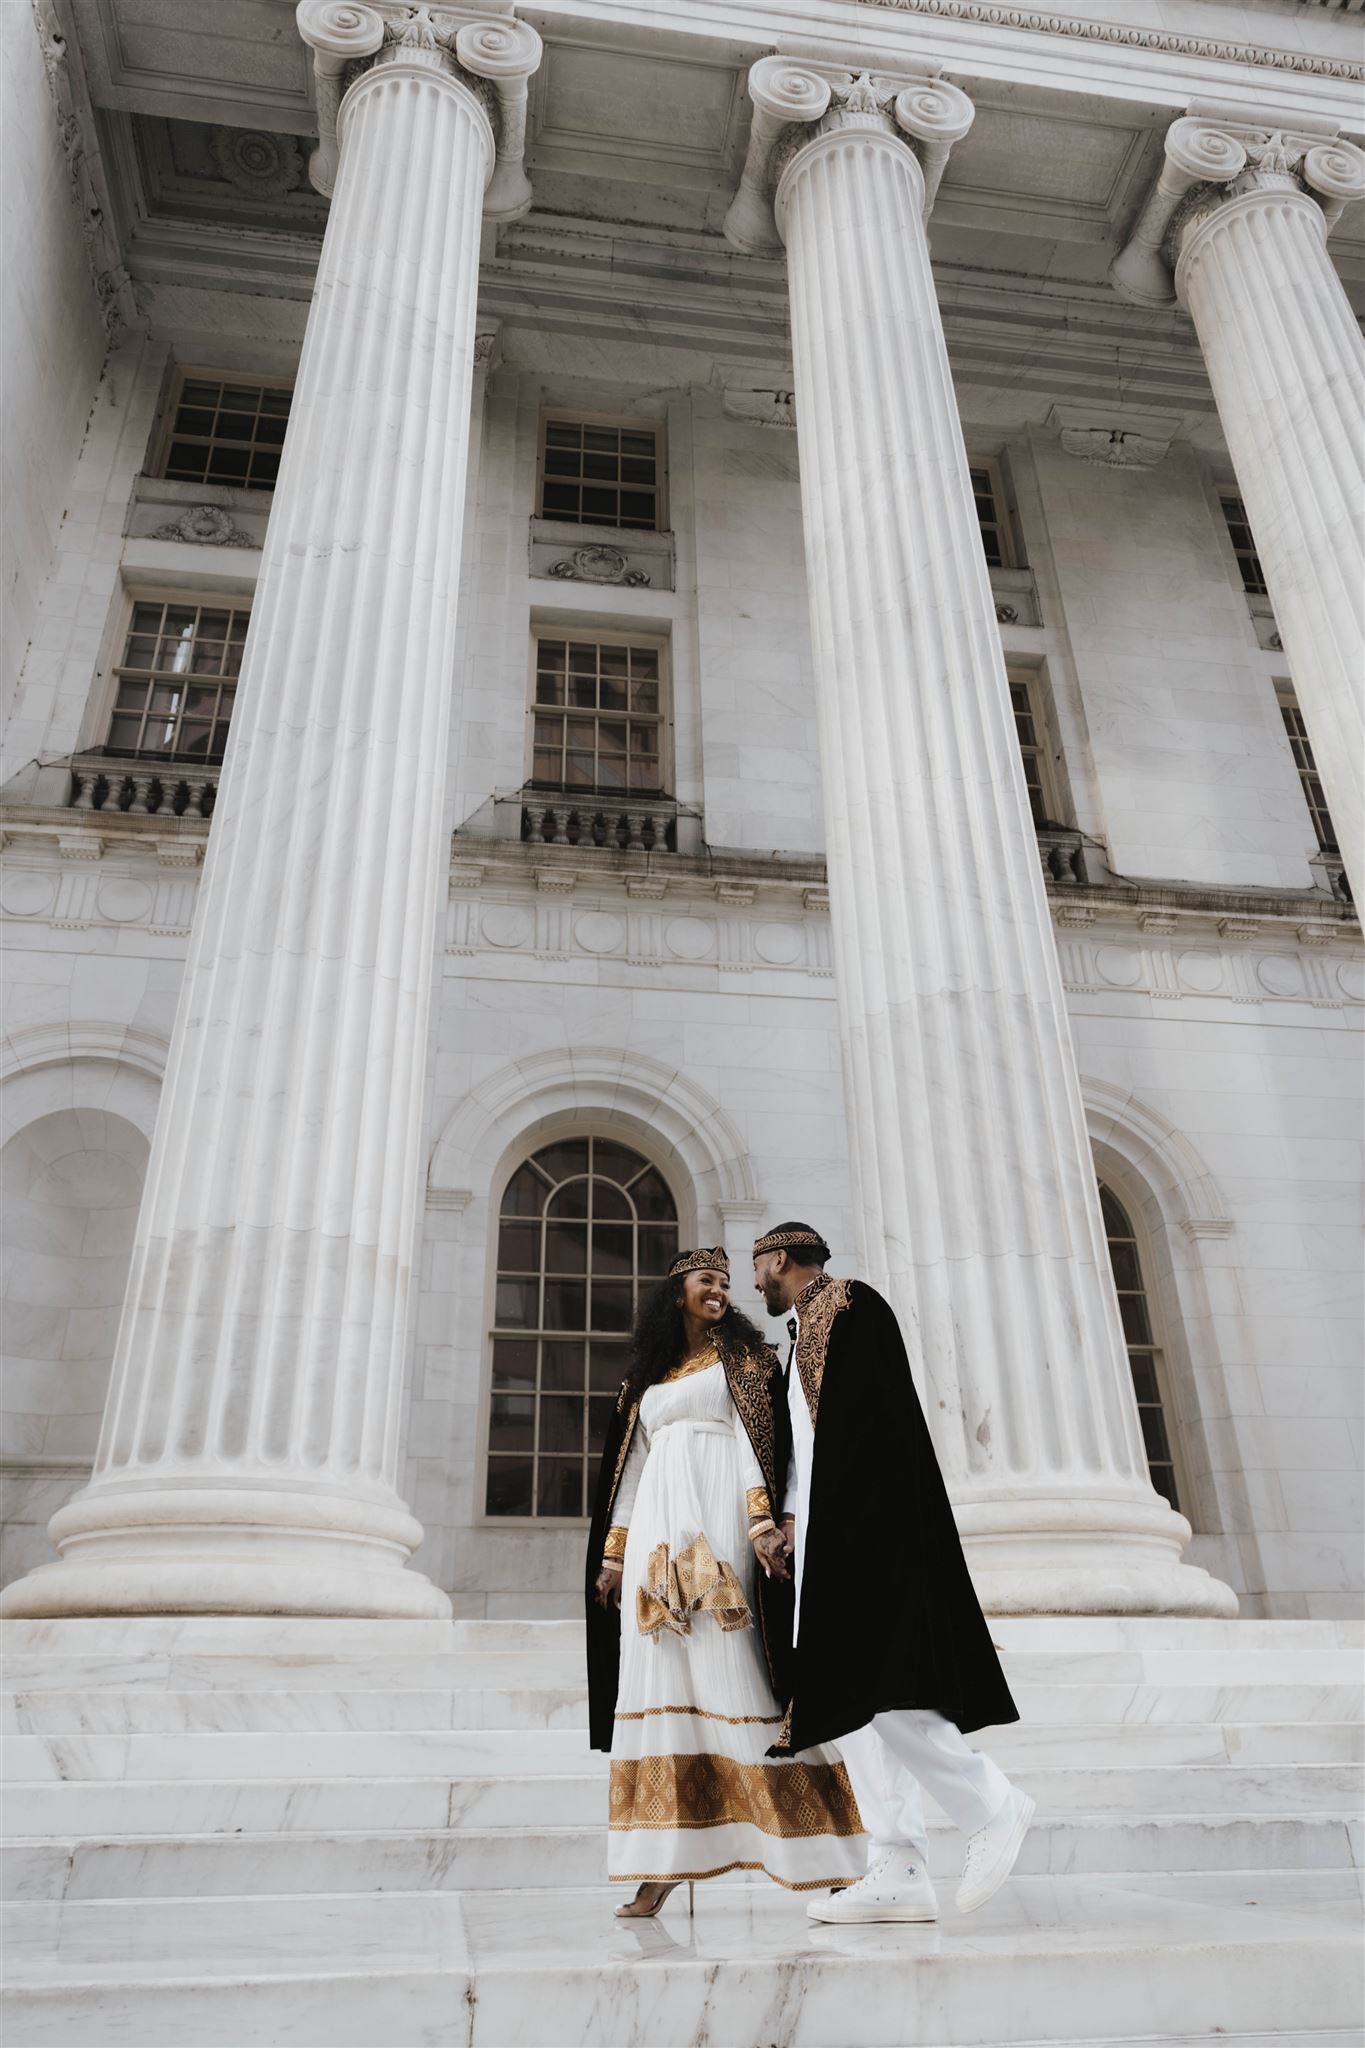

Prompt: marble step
[6,1675,1364,1762]
[7,1616,1360,1657]
[6,1646,1361,1694]
[10,1679,1358,1734]
[3,1872,1360,2047]
[6,1761,1361,1841]
[8,1804,1360,1904]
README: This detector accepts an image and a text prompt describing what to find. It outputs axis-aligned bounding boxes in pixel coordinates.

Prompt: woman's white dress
[607,1357,864,1890]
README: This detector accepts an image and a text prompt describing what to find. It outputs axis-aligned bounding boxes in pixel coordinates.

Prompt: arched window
[485,1137,679,1519]
[1099,1181,1180,1512]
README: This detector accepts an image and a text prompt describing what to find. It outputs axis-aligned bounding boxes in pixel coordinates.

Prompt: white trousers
[837,1710,1013,1866]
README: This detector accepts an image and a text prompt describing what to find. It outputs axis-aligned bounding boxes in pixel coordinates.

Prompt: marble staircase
[1,1617,1361,2047]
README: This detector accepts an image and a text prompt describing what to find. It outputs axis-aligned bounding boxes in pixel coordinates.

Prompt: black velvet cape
[584,1330,793,1755]
[772,1274,1018,1757]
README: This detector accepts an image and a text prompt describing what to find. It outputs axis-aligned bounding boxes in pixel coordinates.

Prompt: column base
[958,1495,1240,1618]
[0,1482,452,1621]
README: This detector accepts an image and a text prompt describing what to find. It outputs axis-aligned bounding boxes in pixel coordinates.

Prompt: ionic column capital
[723,54,973,254]
[1110,107,1365,307]
[297,1,541,215]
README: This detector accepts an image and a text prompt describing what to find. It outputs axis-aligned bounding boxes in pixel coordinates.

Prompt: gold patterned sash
[636,1534,752,1637]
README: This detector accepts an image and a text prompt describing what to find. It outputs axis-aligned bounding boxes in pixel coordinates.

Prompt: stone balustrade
[68,756,219,820]
[520,796,680,854]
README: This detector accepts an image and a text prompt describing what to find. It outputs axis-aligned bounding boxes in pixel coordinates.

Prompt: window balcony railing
[1037,825,1091,886]
[521,793,680,854]
[68,754,219,819]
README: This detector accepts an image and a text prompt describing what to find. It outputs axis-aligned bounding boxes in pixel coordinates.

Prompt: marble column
[1,3,542,1619]
[1112,115,1365,904]
[726,59,1235,1616]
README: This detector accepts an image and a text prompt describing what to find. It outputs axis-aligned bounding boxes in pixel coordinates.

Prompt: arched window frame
[476,1116,692,1527]
[1097,1174,1191,1518]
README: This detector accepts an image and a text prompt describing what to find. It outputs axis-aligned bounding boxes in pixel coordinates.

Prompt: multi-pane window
[971,462,1012,569]
[531,636,666,795]
[160,374,292,490]
[538,418,662,530]
[1010,673,1054,829]
[104,600,248,761]
[1277,686,1338,853]
[1100,1182,1180,1513]
[1221,495,1267,595]
[486,1139,680,1518]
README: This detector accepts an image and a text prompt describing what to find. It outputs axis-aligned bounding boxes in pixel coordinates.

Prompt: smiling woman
[584,1248,865,1917]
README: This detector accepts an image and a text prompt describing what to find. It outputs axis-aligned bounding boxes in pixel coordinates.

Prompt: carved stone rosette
[297,0,541,217]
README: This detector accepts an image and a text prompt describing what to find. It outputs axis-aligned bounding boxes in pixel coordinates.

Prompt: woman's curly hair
[625,1270,769,1400]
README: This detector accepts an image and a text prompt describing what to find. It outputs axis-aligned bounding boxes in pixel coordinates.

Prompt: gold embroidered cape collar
[791,1271,853,1427]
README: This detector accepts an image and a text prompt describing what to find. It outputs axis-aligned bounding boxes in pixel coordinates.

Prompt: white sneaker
[806,1849,939,1924]
[955,1787,1035,1914]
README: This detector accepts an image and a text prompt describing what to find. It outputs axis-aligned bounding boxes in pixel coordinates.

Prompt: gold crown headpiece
[751,1226,828,1257]
[667,1247,730,1279]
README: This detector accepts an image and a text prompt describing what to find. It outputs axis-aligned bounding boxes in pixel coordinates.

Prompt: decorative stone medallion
[546,546,650,588]
[209,128,306,200]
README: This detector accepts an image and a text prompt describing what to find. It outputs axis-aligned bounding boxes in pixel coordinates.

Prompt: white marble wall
[0,7,109,750]
[1024,433,1316,892]
[0,299,1360,1618]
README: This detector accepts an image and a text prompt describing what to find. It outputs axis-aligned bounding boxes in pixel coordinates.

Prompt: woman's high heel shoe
[615,1879,696,1920]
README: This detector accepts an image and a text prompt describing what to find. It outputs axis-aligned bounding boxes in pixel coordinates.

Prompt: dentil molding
[1111,107,1365,307]
[296,0,542,217]
[850,0,1362,83]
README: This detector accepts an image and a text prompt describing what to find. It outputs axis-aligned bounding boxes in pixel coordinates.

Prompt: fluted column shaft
[2,18,534,1618]
[762,69,1233,1614]
[1176,183,1364,901]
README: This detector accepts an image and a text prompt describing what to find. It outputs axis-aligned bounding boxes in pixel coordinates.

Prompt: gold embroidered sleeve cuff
[745,1487,773,1524]
[602,1525,628,1566]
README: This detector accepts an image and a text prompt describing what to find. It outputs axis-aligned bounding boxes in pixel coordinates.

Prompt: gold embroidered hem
[610,1861,856,1893]
[614,1704,783,1726]
[609,1753,863,1840]
[637,1535,751,1637]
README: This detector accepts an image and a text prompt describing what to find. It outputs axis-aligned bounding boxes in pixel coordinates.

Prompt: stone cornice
[848,0,1363,83]
[30,0,140,344]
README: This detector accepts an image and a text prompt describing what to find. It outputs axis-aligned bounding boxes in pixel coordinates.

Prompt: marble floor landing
[5,1871,1363,2047]
[2,1617,1361,2047]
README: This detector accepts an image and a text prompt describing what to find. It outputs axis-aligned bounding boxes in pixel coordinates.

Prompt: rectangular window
[530,633,667,796]
[970,460,1012,570]
[158,373,293,490]
[1221,494,1267,596]
[1009,668,1061,830]
[1277,684,1337,852]
[538,416,663,531]
[104,599,248,762]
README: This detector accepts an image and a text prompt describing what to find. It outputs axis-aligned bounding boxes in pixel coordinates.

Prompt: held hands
[594,1563,623,1610]
[752,1524,792,1581]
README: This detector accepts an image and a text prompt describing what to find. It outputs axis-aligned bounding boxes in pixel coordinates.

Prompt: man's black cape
[772,1273,1018,1756]
[584,1330,793,1754]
